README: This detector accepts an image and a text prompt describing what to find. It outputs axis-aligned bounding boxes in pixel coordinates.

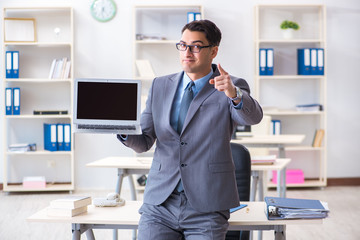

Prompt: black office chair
[225,143,251,240]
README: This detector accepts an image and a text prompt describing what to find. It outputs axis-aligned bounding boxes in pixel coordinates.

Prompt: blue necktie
[177,81,195,134]
[176,81,194,192]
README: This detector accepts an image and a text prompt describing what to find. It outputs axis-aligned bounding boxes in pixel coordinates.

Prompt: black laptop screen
[77,82,138,121]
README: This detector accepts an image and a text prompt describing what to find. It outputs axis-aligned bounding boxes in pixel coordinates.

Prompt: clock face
[91,0,117,22]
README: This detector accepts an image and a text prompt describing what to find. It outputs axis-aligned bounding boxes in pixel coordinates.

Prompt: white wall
[1,0,359,190]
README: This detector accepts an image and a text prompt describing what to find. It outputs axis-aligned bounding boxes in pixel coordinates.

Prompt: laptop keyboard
[78,124,136,131]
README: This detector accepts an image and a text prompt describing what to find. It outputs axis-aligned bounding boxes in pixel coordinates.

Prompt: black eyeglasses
[176,43,213,53]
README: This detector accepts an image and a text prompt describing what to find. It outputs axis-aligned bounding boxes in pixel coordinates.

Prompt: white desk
[87,157,290,200]
[28,201,323,240]
[231,134,305,158]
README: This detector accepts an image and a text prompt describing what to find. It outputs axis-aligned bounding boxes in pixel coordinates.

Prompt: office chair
[225,143,251,240]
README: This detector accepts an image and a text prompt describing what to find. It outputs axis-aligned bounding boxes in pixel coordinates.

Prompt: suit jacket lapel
[181,68,220,133]
[164,72,182,136]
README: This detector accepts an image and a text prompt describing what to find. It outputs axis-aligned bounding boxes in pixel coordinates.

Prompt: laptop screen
[73,78,141,126]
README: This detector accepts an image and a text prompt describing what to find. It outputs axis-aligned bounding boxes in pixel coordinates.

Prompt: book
[135,59,155,78]
[47,205,88,217]
[251,155,276,165]
[8,143,36,152]
[296,104,323,112]
[265,196,329,220]
[49,196,91,209]
[312,129,325,147]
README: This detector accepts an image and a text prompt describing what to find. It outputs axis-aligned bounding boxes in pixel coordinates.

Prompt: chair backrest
[226,143,251,240]
[231,143,251,201]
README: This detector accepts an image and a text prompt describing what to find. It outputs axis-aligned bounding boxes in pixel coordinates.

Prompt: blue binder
[297,48,311,75]
[317,48,324,75]
[310,48,318,75]
[271,120,281,135]
[12,87,20,115]
[63,123,71,151]
[266,48,274,75]
[259,48,267,75]
[5,88,12,115]
[57,124,64,151]
[44,123,57,151]
[265,196,328,220]
[12,51,19,78]
[6,51,12,78]
[187,12,201,23]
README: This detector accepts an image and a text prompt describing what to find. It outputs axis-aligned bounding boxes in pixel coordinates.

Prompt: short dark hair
[182,19,222,47]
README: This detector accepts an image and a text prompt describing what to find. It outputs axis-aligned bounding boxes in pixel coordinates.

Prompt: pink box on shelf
[23,176,46,189]
[272,169,304,184]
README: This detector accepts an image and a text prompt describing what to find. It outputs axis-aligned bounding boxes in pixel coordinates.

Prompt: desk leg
[72,224,81,240]
[281,167,286,198]
[274,225,286,240]
[278,145,286,158]
[129,175,137,200]
[278,145,287,198]
[250,171,259,201]
[85,229,96,240]
[277,169,281,197]
[116,169,125,195]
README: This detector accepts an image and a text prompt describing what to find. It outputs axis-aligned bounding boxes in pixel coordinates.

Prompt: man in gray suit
[118,20,263,240]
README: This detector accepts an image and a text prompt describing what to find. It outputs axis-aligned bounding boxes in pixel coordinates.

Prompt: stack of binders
[47,196,92,217]
[5,51,19,78]
[259,48,274,75]
[5,87,20,115]
[298,48,324,75]
[44,123,71,151]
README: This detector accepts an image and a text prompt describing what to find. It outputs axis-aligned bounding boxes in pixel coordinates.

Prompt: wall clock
[90,0,117,22]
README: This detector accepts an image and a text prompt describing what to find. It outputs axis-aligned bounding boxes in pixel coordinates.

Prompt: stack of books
[47,196,91,217]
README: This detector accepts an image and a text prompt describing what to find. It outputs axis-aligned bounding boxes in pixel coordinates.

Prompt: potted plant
[280,20,300,39]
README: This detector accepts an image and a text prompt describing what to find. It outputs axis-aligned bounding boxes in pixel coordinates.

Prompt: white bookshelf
[133,5,204,81]
[254,5,327,188]
[2,7,74,192]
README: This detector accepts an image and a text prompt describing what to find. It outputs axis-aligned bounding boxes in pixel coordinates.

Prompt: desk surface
[27,201,322,227]
[87,157,290,171]
[231,134,305,145]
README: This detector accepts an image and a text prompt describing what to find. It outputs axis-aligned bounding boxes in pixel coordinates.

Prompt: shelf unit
[133,5,204,79]
[2,7,74,192]
[254,5,327,188]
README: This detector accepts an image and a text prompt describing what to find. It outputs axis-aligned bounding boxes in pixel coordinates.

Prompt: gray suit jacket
[120,64,263,212]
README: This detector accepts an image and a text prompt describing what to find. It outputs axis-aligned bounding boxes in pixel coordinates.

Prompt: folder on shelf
[297,48,311,75]
[310,48,318,75]
[5,88,12,115]
[266,48,274,75]
[6,51,12,78]
[12,87,20,115]
[187,12,201,23]
[265,196,329,220]
[317,48,324,75]
[271,119,281,135]
[44,123,57,151]
[57,124,64,151]
[64,123,71,151]
[259,48,267,75]
[12,51,19,78]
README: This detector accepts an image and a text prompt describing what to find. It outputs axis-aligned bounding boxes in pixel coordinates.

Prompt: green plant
[280,20,300,30]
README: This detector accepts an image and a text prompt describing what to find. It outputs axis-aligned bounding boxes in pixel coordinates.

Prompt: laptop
[73,78,142,134]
